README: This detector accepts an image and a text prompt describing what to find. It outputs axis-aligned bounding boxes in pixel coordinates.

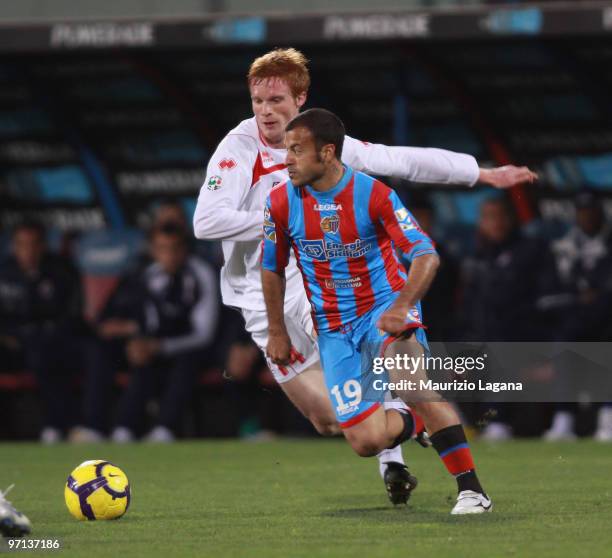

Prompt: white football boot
[451,490,493,515]
[0,485,31,537]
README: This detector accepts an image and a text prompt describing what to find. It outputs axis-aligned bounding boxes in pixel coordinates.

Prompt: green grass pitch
[2,440,611,557]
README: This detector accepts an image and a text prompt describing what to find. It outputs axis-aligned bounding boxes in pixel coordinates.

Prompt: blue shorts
[317,295,428,428]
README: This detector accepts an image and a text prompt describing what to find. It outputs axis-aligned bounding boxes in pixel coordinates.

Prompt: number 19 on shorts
[330,379,362,416]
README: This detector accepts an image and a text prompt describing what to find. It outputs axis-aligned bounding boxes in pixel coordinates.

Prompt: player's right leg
[386,333,492,514]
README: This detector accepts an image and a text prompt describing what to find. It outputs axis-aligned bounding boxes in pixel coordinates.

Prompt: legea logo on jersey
[313,203,342,211]
[299,238,372,261]
[320,214,340,234]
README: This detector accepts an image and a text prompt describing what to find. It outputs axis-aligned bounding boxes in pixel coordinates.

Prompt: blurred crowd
[1,192,611,443]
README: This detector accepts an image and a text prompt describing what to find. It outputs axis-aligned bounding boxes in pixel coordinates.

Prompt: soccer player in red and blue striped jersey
[262,109,492,514]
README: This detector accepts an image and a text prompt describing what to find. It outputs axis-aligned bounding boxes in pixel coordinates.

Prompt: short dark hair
[286,108,345,159]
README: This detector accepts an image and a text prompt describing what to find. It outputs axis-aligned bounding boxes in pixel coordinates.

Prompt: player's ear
[295,91,307,109]
[322,144,335,163]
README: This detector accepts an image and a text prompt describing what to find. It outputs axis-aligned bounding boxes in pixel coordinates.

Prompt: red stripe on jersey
[251,151,287,188]
[302,189,342,331]
[373,180,416,253]
[269,184,290,271]
[368,182,405,292]
[335,177,375,318]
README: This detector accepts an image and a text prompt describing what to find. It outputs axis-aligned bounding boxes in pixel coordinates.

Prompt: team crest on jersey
[218,158,236,170]
[207,175,223,190]
[320,214,340,234]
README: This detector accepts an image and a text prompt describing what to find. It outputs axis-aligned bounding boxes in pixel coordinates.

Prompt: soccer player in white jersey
[193,48,537,506]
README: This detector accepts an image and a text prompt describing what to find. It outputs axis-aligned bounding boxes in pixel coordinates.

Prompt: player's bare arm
[261,268,292,365]
[377,253,440,337]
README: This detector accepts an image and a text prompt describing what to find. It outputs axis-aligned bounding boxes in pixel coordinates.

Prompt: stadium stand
[2,33,612,440]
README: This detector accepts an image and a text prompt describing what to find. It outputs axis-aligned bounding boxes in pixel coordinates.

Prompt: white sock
[376,398,408,478]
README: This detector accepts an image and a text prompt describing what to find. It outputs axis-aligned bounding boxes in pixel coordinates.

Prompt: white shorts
[242,295,320,384]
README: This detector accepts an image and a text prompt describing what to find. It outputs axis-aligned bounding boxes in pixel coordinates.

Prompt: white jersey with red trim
[193,116,479,311]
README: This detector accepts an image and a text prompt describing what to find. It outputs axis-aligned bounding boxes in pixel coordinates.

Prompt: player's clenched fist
[266,332,292,366]
[377,306,409,337]
[377,305,424,338]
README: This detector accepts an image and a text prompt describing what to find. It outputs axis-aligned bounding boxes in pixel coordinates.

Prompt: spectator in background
[410,197,460,341]
[0,221,85,443]
[539,191,612,441]
[75,223,220,443]
[152,198,223,267]
[154,199,190,233]
[459,197,543,440]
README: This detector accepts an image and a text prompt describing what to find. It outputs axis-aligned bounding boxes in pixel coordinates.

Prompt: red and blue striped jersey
[262,166,436,332]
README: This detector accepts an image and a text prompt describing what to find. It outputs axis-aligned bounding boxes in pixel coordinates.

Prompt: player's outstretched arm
[342,135,537,189]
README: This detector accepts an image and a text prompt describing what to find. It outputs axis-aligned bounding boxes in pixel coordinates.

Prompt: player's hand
[266,332,292,366]
[377,305,423,338]
[479,165,538,189]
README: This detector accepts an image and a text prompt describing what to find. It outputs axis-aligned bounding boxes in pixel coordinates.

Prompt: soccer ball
[64,460,131,520]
